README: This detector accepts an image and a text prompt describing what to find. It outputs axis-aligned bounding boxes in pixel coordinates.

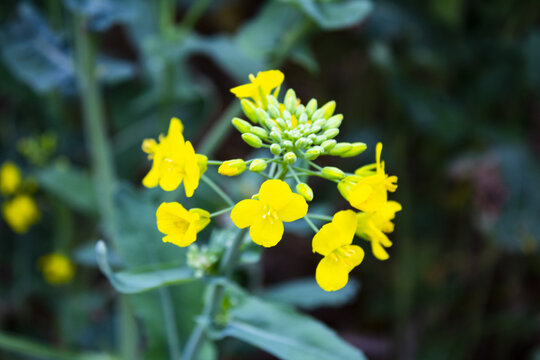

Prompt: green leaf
[262,277,360,310]
[215,285,366,360]
[36,163,98,214]
[95,241,196,294]
[281,0,373,30]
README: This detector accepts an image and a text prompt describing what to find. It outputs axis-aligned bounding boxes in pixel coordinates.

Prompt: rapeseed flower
[2,194,40,233]
[156,202,210,247]
[39,253,76,285]
[312,210,365,291]
[338,142,397,212]
[356,201,402,260]
[230,70,284,106]
[142,118,207,197]
[231,179,308,247]
[0,162,21,195]
[218,159,247,176]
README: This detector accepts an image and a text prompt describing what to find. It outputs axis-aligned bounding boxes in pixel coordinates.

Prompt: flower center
[261,204,280,224]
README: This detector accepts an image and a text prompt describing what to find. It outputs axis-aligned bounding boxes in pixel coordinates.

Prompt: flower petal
[182,141,201,197]
[230,83,258,99]
[277,193,308,222]
[190,208,211,232]
[156,202,190,235]
[312,210,357,256]
[259,179,293,211]
[371,240,390,261]
[231,199,263,229]
[255,70,285,94]
[167,117,185,150]
[315,253,350,292]
[250,217,284,247]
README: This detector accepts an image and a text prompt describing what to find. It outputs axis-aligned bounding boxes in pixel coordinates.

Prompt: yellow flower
[338,142,397,212]
[230,70,285,105]
[231,179,308,247]
[218,159,247,176]
[156,202,210,247]
[0,162,22,195]
[312,210,365,292]
[39,253,75,285]
[142,118,207,197]
[356,201,402,260]
[2,195,40,233]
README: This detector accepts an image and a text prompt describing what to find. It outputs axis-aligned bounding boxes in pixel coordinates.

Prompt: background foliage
[0,0,539,359]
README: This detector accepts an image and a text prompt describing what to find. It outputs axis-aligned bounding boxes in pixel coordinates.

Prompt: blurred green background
[0,0,539,359]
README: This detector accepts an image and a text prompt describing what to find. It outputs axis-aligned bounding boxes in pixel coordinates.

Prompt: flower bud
[218,159,246,176]
[339,142,367,157]
[320,100,336,119]
[306,99,318,118]
[232,117,252,133]
[321,139,337,151]
[295,104,305,117]
[282,110,292,121]
[276,118,287,130]
[311,107,326,121]
[329,142,352,156]
[241,133,263,148]
[323,114,343,130]
[282,140,293,149]
[284,89,297,113]
[283,152,297,164]
[308,124,322,134]
[241,99,259,123]
[298,112,308,125]
[270,131,282,142]
[295,138,309,149]
[313,119,326,128]
[323,128,339,139]
[296,183,314,201]
[256,108,271,124]
[267,94,280,109]
[270,143,282,155]
[315,135,326,144]
[249,159,267,172]
[268,105,281,119]
[321,166,345,180]
[304,146,323,160]
[250,126,268,140]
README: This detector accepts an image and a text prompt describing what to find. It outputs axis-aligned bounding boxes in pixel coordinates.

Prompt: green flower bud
[270,131,282,142]
[320,100,336,119]
[306,99,318,118]
[218,159,246,176]
[276,118,287,130]
[232,117,252,134]
[304,146,323,160]
[321,166,345,180]
[311,107,326,121]
[256,108,271,123]
[295,138,309,149]
[283,110,292,122]
[309,124,322,134]
[298,112,308,125]
[340,142,367,158]
[313,119,326,128]
[241,99,259,123]
[267,94,280,109]
[284,152,297,164]
[295,104,305,117]
[241,133,263,148]
[323,128,339,139]
[296,183,314,201]
[321,139,337,151]
[270,143,282,155]
[249,159,267,172]
[323,114,343,130]
[315,135,326,144]
[250,126,268,140]
[268,105,281,119]
[284,89,297,113]
[329,142,352,156]
[282,140,293,149]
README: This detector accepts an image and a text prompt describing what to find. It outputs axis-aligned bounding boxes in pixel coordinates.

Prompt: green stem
[306,214,332,222]
[288,166,302,184]
[180,0,212,32]
[303,216,319,233]
[209,206,234,218]
[201,175,235,206]
[307,160,323,171]
[206,160,224,166]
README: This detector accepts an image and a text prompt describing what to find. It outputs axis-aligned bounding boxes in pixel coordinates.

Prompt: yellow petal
[259,179,293,211]
[371,240,389,260]
[163,225,197,247]
[190,208,211,232]
[159,168,183,192]
[276,193,308,222]
[312,210,357,256]
[255,70,285,94]
[230,83,258,100]
[231,199,263,228]
[183,141,201,197]
[142,153,162,188]
[315,245,364,292]
[156,202,190,235]
[1,162,22,195]
[249,216,284,247]
[196,154,208,176]
[167,117,185,147]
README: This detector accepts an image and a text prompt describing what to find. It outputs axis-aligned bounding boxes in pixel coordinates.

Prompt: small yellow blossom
[156,202,210,247]
[39,253,75,285]
[218,159,247,176]
[312,210,365,292]
[0,162,22,195]
[230,70,284,105]
[2,195,40,233]
[338,142,397,212]
[231,179,308,247]
[142,118,207,197]
[356,201,402,260]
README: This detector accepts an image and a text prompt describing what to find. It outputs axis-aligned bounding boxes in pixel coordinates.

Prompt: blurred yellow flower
[218,159,247,176]
[142,118,207,197]
[39,253,75,285]
[230,70,284,105]
[0,162,21,195]
[2,195,40,233]
[338,142,397,212]
[312,210,365,292]
[356,201,402,260]
[231,179,307,247]
[156,202,210,247]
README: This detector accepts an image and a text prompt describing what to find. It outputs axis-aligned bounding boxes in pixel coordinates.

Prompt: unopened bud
[298,112,308,125]
[329,142,352,156]
[284,152,297,164]
[295,104,305,117]
[296,183,314,202]
[311,107,326,121]
[267,95,280,109]
[295,138,309,149]
[218,159,246,176]
[270,143,282,155]
[340,142,367,158]
[249,159,267,172]
[320,100,336,119]
[250,126,268,140]
[306,99,318,117]
[313,119,326,128]
[304,146,323,160]
[241,133,263,148]
[323,128,339,139]
[282,140,293,149]
[268,105,281,119]
[323,114,343,130]
[284,89,297,113]
[241,99,259,123]
[321,166,345,180]
[321,139,337,151]
[256,108,271,124]
[232,117,252,133]
[270,131,282,142]
[276,118,287,130]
